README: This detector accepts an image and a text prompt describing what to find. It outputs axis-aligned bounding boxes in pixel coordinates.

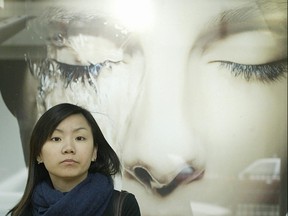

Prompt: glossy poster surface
[0,0,287,215]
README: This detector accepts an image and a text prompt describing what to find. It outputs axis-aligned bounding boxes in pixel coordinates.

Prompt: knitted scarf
[32,173,113,216]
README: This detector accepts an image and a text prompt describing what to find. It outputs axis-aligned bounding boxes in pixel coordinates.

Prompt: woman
[6,103,140,216]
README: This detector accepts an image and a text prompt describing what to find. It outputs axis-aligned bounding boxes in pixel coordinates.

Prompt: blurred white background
[0,94,26,215]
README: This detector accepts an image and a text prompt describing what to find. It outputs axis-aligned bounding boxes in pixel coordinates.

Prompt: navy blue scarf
[32,173,113,216]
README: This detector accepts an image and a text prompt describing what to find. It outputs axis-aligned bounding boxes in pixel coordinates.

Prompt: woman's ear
[92,147,97,162]
[36,156,43,164]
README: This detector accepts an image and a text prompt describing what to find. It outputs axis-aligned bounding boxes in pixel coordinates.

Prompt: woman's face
[14,0,287,215]
[38,114,96,191]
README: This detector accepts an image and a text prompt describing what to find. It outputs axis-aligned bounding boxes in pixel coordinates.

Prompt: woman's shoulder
[103,190,141,216]
[18,190,140,216]
[20,205,33,216]
[118,190,141,216]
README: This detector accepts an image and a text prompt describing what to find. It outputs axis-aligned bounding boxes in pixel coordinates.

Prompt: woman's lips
[61,159,78,164]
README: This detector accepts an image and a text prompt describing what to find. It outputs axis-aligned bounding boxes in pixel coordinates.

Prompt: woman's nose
[121,42,206,196]
[62,140,76,154]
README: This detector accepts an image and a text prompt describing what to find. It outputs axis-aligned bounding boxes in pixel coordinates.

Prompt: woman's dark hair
[7,103,120,216]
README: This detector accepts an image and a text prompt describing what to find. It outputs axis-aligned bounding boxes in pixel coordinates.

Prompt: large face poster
[0,0,287,215]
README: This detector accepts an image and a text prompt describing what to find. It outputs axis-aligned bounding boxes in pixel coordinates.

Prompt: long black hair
[7,103,121,216]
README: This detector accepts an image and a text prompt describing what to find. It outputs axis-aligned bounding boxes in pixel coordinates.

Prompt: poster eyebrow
[192,2,286,53]
[210,0,286,24]
[206,2,286,33]
[30,7,131,47]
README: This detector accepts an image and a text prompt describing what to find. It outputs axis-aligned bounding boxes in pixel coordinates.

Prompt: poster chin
[0,0,287,215]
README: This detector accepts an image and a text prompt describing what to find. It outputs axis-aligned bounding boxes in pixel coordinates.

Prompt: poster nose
[122,107,206,196]
[121,50,206,196]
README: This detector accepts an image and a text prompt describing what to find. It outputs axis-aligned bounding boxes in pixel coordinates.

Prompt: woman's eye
[51,137,61,142]
[217,59,287,83]
[76,136,86,141]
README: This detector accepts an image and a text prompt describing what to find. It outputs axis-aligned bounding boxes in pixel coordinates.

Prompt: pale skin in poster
[0,0,287,215]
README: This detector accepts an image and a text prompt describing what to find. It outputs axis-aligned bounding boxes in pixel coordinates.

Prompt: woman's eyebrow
[73,127,88,132]
[53,127,88,133]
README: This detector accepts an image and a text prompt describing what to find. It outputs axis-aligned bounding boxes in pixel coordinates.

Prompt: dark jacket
[21,190,140,216]
[103,190,141,216]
